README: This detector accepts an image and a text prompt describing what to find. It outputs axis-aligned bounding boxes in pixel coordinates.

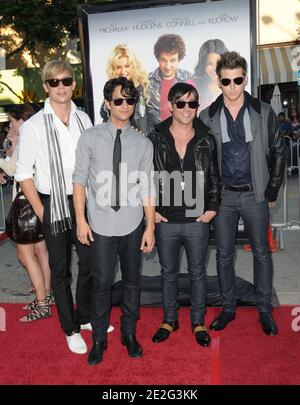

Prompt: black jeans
[155,221,209,325]
[213,189,273,314]
[40,194,92,334]
[90,220,144,341]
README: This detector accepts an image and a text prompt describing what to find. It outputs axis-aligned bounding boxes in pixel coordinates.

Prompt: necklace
[171,130,194,191]
[179,156,185,191]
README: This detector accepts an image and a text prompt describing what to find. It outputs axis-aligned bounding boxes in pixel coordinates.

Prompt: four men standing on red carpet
[14,50,286,363]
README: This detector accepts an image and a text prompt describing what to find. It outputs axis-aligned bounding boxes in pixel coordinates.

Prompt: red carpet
[0,305,299,385]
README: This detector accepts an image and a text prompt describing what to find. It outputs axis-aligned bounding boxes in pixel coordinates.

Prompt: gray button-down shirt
[73,120,155,236]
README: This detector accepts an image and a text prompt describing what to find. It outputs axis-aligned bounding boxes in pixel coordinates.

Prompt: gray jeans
[155,221,209,325]
[213,189,273,314]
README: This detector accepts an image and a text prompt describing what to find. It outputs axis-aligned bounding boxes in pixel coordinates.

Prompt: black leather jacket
[148,116,221,216]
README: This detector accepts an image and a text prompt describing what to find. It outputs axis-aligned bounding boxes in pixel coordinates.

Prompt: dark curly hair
[154,34,186,61]
[103,76,138,101]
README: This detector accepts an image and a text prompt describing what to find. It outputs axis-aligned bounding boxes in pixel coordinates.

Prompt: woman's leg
[17,243,46,301]
[34,240,51,292]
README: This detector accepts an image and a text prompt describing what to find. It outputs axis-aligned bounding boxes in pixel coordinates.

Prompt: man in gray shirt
[73,77,155,365]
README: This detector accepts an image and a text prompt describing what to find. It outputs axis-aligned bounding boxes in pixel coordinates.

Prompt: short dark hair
[278,112,286,118]
[168,82,199,103]
[216,51,247,78]
[103,77,138,101]
[154,34,186,61]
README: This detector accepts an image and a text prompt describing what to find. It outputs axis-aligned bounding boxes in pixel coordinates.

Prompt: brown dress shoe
[152,320,179,343]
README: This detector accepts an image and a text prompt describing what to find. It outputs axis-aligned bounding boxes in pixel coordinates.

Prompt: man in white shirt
[15,60,95,354]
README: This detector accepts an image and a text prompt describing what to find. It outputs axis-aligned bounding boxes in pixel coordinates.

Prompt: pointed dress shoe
[209,311,236,331]
[87,340,107,366]
[152,320,179,343]
[259,313,278,336]
[121,334,143,358]
[192,324,211,347]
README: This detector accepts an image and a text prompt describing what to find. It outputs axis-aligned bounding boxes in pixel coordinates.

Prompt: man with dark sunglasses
[149,82,220,347]
[15,60,102,355]
[200,51,286,336]
[73,77,155,365]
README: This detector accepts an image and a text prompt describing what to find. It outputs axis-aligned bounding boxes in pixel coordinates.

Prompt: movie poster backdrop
[78,0,255,125]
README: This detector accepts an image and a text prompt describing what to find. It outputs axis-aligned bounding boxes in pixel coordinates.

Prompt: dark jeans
[90,220,144,341]
[155,221,209,325]
[213,189,273,314]
[41,195,92,335]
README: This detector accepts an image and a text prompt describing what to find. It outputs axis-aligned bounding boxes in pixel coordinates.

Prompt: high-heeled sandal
[19,301,51,323]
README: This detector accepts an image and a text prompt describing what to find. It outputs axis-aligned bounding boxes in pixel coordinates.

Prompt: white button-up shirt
[15,98,92,195]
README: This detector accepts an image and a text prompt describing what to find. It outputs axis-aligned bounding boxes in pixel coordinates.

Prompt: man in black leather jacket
[148,82,220,347]
[200,51,286,336]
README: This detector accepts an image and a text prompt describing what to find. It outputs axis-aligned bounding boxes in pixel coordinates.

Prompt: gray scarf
[44,113,84,235]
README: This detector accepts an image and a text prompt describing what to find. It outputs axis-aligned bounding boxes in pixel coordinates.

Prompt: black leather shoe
[209,311,236,331]
[192,324,211,347]
[152,320,179,343]
[259,313,278,336]
[121,334,143,358]
[87,339,107,366]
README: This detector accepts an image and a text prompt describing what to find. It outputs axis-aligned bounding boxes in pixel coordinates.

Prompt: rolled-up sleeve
[73,129,91,186]
[15,121,39,182]
[139,139,156,200]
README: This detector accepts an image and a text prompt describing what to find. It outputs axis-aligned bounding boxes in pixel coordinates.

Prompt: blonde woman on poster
[101,44,150,133]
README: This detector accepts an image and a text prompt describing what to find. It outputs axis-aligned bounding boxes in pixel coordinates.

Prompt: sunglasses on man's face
[45,77,74,87]
[111,98,136,106]
[174,100,199,109]
[220,77,244,87]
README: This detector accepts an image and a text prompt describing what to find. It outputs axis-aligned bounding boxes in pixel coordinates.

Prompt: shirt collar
[43,97,77,115]
[107,119,131,136]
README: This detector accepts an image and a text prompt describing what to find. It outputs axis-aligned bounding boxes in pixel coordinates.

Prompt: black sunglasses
[111,98,136,106]
[220,77,244,86]
[174,100,199,109]
[45,77,74,87]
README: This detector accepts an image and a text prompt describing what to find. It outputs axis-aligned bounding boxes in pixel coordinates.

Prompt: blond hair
[106,44,149,100]
[41,60,75,82]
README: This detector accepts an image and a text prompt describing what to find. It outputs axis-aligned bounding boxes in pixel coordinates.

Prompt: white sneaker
[66,332,87,354]
[80,322,114,333]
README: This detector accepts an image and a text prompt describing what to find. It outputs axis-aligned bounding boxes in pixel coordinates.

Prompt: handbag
[5,190,44,244]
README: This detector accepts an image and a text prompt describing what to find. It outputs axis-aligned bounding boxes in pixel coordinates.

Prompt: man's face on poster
[158,52,179,80]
